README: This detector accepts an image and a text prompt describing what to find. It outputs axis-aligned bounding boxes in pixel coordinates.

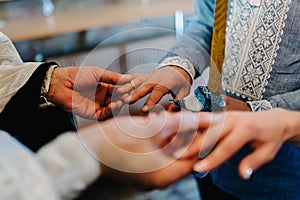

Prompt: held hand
[169,110,293,180]
[117,66,192,113]
[79,111,199,189]
[46,66,133,120]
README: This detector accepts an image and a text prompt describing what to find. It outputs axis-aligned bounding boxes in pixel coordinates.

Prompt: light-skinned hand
[168,109,300,180]
[46,66,134,120]
[117,66,192,113]
[79,111,200,190]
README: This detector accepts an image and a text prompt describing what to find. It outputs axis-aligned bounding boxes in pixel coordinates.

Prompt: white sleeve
[37,132,101,200]
[0,131,61,200]
[0,31,23,64]
[0,32,42,112]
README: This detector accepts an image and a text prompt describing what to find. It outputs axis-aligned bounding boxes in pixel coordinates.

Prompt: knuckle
[131,90,146,100]
[153,85,169,94]
[260,153,274,163]
[150,177,169,189]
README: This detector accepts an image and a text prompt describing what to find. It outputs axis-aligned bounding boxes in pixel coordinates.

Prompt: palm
[47,66,133,120]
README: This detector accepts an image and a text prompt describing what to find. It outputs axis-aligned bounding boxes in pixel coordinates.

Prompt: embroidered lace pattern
[247,99,273,111]
[222,0,291,101]
[157,56,196,80]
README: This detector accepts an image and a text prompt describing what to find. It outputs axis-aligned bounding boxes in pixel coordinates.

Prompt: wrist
[168,65,193,83]
[39,65,57,108]
[282,109,300,146]
[157,56,195,82]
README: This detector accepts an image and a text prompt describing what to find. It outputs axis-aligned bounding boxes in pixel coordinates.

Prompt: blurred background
[0,0,202,199]
[0,0,194,73]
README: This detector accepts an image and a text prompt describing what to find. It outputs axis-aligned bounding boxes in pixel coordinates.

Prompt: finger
[108,101,123,117]
[73,89,115,120]
[172,133,205,159]
[117,77,143,94]
[106,98,123,110]
[124,83,156,104]
[119,93,130,102]
[173,87,191,101]
[104,96,112,106]
[96,83,125,106]
[156,111,201,144]
[172,113,224,159]
[114,100,124,110]
[193,129,249,174]
[96,107,113,121]
[117,73,141,84]
[106,83,116,95]
[100,99,124,117]
[117,74,138,84]
[72,92,102,119]
[95,83,110,106]
[116,82,132,94]
[99,69,133,84]
[197,112,218,128]
[238,144,279,180]
[141,84,170,112]
[157,111,211,158]
[162,112,216,150]
[148,157,198,189]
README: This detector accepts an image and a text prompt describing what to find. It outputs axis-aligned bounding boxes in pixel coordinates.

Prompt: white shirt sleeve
[0,32,42,112]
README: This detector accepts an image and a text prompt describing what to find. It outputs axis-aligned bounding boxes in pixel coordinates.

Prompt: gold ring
[130,80,136,90]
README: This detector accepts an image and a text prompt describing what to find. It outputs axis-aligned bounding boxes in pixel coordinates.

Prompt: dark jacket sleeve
[0,62,76,152]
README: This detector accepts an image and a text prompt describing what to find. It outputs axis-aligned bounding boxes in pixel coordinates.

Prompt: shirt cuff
[156,56,196,81]
[37,132,101,200]
[246,100,273,112]
[39,65,57,108]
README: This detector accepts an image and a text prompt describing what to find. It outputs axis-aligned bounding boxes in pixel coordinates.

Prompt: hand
[46,66,133,120]
[224,96,251,111]
[169,109,300,180]
[117,66,192,113]
[79,111,199,189]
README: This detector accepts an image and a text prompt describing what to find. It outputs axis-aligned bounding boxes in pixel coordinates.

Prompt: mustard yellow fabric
[208,0,228,94]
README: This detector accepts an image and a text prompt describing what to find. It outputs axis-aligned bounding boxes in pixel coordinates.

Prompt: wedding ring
[130,80,136,90]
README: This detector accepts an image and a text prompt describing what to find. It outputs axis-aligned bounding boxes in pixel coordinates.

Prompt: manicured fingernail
[193,161,208,173]
[243,167,253,180]
[173,148,186,159]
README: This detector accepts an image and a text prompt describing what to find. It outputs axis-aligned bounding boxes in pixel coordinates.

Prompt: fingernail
[243,166,253,180]
[193,161,208,173]
[122,94,129,99]
[142,105,149,112]
[125,96,131,103]
[173,148,186,159]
